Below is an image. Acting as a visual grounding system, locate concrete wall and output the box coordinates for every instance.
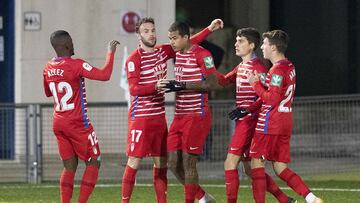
[15,0,175,103]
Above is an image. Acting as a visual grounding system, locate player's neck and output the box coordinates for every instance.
[140,44,155,52]
[181,42,192,53]
[270,53,286,64]
[241,52,255,64]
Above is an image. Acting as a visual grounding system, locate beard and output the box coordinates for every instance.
[141,36,156,48]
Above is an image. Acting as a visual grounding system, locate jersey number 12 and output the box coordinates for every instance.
[49,82,75,112]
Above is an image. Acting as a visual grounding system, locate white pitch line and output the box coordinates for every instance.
[1,184,360,192]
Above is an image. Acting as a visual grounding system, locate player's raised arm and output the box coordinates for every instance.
[190,18,224,45]
[79,40,120,81]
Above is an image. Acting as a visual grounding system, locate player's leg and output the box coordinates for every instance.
[69,127,101,203]
[78,158,100,203]
[122,156,142,203]
[183,152,200,203]
[151,118,169,203]
[153,156,168,203]
[273,162,322,203]
[54,130,77,203]
[249,132,269,203]
[224,153,241,203]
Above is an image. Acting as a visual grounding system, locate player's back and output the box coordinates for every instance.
[43,57,91,127]
[255,59,296,135]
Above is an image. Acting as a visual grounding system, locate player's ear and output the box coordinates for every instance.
[249,42,255,50]
[184,34,189,40]
[136,33,141,41]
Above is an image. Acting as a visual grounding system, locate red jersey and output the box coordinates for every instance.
[174,44,216,115]
[218,57,268,120]
[43,52,115,128]
[251,59,296,135]
[126,28,211,119]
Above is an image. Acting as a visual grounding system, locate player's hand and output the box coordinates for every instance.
[208,19,224,32]
[156,79,168,94]
[248,70,260,85]
[228,107,249,120]
[159,79,186,93]
[108,40,120,53]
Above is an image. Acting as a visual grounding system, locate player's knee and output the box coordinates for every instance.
[273,163,287,176]
[63,156,78,171]
[224,158,237,170]
[86,158,101,168]
[167,158,178,172]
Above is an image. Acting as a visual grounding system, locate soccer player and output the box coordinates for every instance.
[122,18,223,203]
[158,21,223,203]
[248,30,324,203]
[217,27,296,203]
[43,30,119,203]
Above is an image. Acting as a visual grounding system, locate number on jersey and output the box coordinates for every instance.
[49,82,75,112]
[278,84,295,112]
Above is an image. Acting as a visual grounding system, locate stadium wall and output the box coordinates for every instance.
[14,0,175,103]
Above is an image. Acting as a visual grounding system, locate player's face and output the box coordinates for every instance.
[261,38,272,59]
[234,36,253,57]
[168,31,189,52]
[138,22,157,48]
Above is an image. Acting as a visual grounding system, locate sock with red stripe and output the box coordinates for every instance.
[153,167,167,203]
[225,169,239,203]
[184,184,198,203]
[121,165,137,203]
[251,167,266,203]
[265,173,289,203]
[279,168,311,198]
[78,165,99,203]
[60,169,75,203]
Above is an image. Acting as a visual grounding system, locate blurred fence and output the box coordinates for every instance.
[1,94,360,183]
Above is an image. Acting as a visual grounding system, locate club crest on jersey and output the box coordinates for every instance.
[204,56,214,69]
[128,61,135,72]
[270,74,283,87]
[82,62,93,71]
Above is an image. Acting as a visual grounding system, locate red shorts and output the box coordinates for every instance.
[249,132,291,163]
[127,116,167,157]
[53,120,100,161]
[227,118,257,161]
[167,111,212,155]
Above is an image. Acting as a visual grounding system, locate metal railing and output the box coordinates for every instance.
[1,94,360,183]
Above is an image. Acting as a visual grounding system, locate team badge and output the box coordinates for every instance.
[204,56,214,69]
[128,61,135,72]
[270,74,283,87]
[82,62,93,71]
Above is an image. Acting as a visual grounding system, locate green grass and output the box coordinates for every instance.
[1,179,360,203]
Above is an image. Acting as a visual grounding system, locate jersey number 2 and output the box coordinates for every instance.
[278,84,295,112]
[49,82,75,112]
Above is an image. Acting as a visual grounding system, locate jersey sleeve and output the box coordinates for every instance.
[197,49,216,76]
[251,66,284,106]
[158,44,176,60]
[76,52,115,81]
[43,69,52,97]
[190,27,211,45]
[247,97,263,113]
[126,54,158,96]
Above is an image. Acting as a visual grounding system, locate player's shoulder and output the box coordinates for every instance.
[194,44,211,56]
[249,58,267,72]
[127,50,141,63]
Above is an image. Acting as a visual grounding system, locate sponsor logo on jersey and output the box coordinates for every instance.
[270,74,283,87]
[82,62,93,71]
[128,61,135,72]
[204,56,214,69]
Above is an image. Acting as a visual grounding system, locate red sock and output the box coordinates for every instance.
[196,185,205,200]
[60,169,75,203]
[251,168,266,203]
[279,168,310,198]
[153,167,167,203]
[265,173,288,203]
[225,169,239,203]
[184,184,198,203]
[121,165,137,203]
[78,165,99,203]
